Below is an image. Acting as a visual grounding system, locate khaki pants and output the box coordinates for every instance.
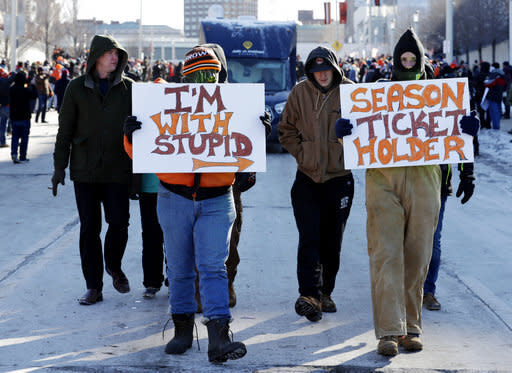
[366,166,441,338]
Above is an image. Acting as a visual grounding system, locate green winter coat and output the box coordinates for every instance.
[53,34,133,184]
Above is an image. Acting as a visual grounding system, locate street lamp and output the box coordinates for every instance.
[390,18,396,54]
[413,10,419,36]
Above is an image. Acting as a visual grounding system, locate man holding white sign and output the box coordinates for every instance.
[336,29,479,356]
[124,44,271,363]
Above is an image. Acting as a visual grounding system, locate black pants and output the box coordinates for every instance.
[226,185,242,285]
[291,171,354,300]
[139,192,164,288]
[74,182,130,291]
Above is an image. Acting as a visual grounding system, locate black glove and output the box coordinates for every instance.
[460,111,480,137]
[259,112,272,138]
[51,168,65,196]
[234,172,256,192]
[335,118,353,138]
[456,163,475,204]
[124,115,142,144]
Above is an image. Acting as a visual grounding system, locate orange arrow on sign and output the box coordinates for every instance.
[192,157,254,172]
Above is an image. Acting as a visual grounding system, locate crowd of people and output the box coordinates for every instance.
[298,52,512,138]
[0,29,503,363]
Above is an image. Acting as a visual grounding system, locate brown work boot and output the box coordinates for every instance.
[377,336,399,356]
[321,294,337,313]
[399,334,423,352]
[423,293,441,311]
[295,295,322,322]
[228,282,237,308]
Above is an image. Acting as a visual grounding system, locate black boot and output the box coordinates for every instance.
[164,313,194,354]
[206,318,246,363]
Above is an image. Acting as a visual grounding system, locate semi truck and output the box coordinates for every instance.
[199,18,297,147]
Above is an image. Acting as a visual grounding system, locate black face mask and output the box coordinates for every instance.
[393,70,422,81]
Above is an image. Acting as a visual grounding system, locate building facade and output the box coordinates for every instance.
[184,0,257,38]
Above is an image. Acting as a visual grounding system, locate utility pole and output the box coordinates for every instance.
[138,0,143,59]
[445,0,453,62]
[10,0,17,71]
[368,0,372,57]
[509,0,512,63]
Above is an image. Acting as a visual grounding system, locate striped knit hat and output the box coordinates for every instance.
[183,46,221,76]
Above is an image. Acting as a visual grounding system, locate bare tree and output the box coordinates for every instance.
[61,0,93,57]
[453,0,508,62]
[26,0,62,61]
[1,0,11,63]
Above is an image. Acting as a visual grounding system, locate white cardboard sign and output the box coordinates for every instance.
[339,78,474,169]
[132,83,266,173]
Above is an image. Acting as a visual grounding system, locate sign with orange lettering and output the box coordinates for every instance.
[339,78,474,169]
[132,83,266,173]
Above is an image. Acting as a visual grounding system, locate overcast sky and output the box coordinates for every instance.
[76,0,326,30]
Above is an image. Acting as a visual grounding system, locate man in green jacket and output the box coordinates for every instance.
[51,35,133,305]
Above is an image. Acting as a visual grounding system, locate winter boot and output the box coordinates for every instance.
[377,336,399,356]
[321,294,337,313]
[206,318,247,363]
[295,295,322,322]
[399,334,423,352]
[164,313,194,354]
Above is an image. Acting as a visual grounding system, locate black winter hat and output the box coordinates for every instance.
[393,28,425,74]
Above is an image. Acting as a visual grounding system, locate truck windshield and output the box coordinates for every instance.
[227,58,286,91]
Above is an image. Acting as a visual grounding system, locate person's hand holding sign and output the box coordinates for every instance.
[259,112,272,138]
[124,115,142,144]
[459,111,480,137]
[335,118,353,144]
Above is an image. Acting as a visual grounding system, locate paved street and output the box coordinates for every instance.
[0,110,511,372]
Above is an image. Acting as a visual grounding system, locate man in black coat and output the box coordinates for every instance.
[9,71,38,163]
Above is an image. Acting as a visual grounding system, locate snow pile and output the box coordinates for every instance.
[477,128,512,171]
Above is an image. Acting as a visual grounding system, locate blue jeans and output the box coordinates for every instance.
[424,195,447,295]
[0,105,8,145]
[36,94,48,122]
[11,120,30,160]
[487,100,501,130]
[157,185,235,319]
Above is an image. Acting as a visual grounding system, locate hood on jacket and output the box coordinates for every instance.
[305,46,343,91]
[14,71,27,86]
[86,34,128,84]
[194,43,228,83]
[480,62,491,74]
[392,28,426,80]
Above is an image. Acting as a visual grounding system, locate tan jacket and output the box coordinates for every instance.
[279,78,352,183]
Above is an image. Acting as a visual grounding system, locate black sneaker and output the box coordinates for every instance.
[19,158,30,163]
[12,156,20,164]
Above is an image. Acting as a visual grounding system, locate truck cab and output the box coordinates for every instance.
[200,18,297,146]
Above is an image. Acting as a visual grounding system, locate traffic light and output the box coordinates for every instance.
[375,0,380,6]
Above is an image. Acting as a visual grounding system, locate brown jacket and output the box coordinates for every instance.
[279,76,353,183]
[35,73,52,96]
